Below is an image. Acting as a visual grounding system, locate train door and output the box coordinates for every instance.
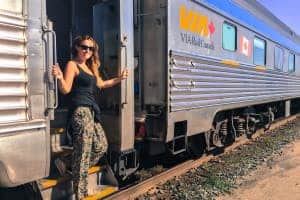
[93,0,136,177]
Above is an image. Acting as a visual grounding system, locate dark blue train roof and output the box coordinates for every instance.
[198,0,300,53]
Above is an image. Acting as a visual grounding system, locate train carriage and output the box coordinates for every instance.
[165,0,300,152]
[0,0,299,199]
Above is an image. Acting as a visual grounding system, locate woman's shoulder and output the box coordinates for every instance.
[66,60,78,71]
[66,60,78,67]
[65,60,79,74]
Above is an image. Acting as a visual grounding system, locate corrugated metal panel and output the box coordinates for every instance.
[0,15,27,123]
[170,51,300,112]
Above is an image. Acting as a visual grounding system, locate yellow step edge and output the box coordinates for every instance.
[83,187,118,200]
[39,179,58,189]
[220,60,240,67]
[40,166,104,190]
[88,166,103,174]
[39,175,71,190]
[255,65,267,71]
[50,128,65,134]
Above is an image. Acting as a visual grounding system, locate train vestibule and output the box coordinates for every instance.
[47,0,137,180]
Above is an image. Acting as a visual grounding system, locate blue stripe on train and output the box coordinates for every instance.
[196,0,300,53]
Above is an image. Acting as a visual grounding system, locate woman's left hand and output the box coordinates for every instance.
[120,68,129,80]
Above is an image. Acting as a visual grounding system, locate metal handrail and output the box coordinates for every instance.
[43,21,58,111]
[121,37,128,107]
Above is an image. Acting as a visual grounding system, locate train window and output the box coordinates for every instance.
[253,37,266,66]
[288,53,295,72]
[222,22,237,51]
[0,0,22,13]
[274,46,284,70]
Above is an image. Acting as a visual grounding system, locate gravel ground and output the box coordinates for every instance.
[137,118,300,200]
[218,138,300,200]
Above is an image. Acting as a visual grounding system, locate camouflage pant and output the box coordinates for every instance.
[70,107,108,199]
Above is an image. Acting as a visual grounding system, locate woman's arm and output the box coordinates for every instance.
[95,68,128,89]
[52,61,77,94]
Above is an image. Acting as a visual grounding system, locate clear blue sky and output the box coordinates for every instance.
[257,0,300,35]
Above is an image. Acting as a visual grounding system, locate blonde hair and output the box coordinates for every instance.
[72,35,101,77]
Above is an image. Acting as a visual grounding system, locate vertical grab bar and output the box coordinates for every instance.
[121,37,128,107]
[44,21,58,111]
[50,30,58,109]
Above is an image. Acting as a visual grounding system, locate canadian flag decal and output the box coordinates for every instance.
[240,36,251,56]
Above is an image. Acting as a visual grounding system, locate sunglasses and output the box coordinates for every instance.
[79,44,95,51]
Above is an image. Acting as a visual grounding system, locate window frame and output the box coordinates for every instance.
[253,36,267,66]
[288,52,296,73]
[222,21,237,52]
[274,45,284,71]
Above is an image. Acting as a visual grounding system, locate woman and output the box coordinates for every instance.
[52,35,128,199]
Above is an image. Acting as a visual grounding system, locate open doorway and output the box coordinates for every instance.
[46,0,136,177]
[46,0,122,126]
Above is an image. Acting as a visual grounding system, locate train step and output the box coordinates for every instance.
[38,165,118,200]
[52,146,73,157]
[50,128,65,135]
[51,128,71,154]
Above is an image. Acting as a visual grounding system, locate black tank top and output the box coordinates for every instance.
[70,66,101,122]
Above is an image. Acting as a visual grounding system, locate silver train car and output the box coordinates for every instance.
[0,0,299,198]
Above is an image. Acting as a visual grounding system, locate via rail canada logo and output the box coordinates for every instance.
[179,5,215,50]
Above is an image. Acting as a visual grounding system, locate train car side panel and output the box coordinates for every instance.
[166,0,300,142]
[0,0,50,187]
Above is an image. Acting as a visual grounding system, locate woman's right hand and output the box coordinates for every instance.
[52,64,63,80]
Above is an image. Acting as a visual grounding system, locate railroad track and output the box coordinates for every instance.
[106,114,298,200]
